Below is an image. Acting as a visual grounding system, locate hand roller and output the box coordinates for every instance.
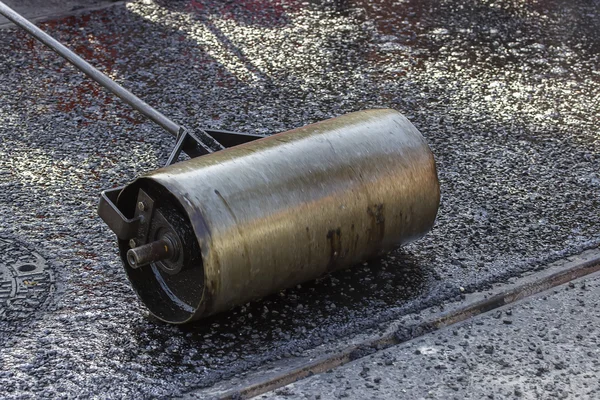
[0,1,440,324]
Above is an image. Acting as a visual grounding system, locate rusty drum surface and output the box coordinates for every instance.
[115,109,440,323]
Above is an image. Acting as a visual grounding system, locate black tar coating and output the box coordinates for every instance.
[0,0,599,397]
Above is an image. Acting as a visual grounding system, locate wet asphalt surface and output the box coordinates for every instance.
[0,0,599,398]
[0,0,121,28]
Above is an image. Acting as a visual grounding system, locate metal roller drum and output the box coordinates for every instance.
[0,2,440,324]
[112,109,440,323]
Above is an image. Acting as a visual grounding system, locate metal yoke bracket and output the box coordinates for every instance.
[126,189,185,274]
[98,187,140,240]
[166,127,266,166]
[99,128,266,241]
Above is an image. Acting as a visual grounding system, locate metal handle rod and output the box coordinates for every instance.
[0,1,183,137]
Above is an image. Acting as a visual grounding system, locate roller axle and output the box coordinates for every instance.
[127,235,179,269]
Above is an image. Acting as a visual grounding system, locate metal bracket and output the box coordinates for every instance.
[204,129,266,148]
[132,189,156,245]
[99,129,267,239]
[166,128,266,166]
[128,192,186,274]
[98,187,141,240]
[165,128,212,166]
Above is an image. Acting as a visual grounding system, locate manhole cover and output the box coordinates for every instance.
[0,238,54,334]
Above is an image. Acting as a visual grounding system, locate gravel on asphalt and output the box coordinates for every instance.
[0,0,599,397]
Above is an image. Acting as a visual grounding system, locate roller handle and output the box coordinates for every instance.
[0,1,267,163]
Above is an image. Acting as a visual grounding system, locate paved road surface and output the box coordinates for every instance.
[1,0,599,398]
[0,0,121,27]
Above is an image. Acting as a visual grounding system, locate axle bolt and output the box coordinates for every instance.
[126,234,179,269]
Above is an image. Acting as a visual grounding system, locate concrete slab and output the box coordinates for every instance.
[259,271,600,399]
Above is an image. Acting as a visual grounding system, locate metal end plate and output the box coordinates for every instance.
[0,238,55,336]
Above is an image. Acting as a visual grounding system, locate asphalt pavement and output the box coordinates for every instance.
[0,0,123,27]
[0,0,599,398]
